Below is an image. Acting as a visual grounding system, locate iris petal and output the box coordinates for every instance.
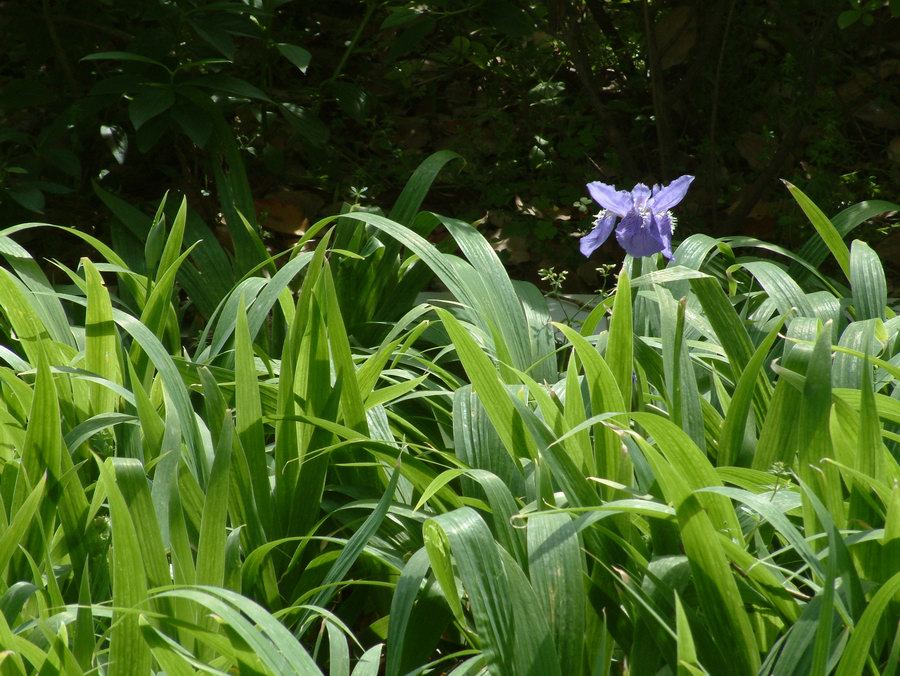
[631,183,651,211]
[655,211,673,238]
[579,210,618,257]
[586,181,632,216]
[648,175,694,212]
[616,210,665,257]
[653,212,674,258]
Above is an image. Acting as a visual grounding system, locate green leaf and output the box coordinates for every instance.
[190,74,272,102]
[675,593,707,675]
[107,303,205,477]
[424,508,517,674]
[439,308,534,462]
[199,250,312,360]
[191,21,236,59]
[277,43,312,73]
[835,571,900,675]
[796,322,845,527]
[298,465,401,633]
[143,193,168,274]
[156,196,188,284]
[607,266,633,407]
[655,288,705,451]
[325,619,351,676]
[698,486,823,580]
[153,586,322,674]
[129,87,175,130]
[441,216,535,373]
[131,243,197,381]
[171,101,213,147]
[385,548,431,676]
[351,644,383,676]
[636,435,759,673]
[527,512,584,675]
[838,9,862,28]
[0,233,74,348]
[112,458,172,591]
[832,319,885,389]
[5,186,44,213]
[855,354,886,484]
[100,458,152,675]
[741,261,814,318]
[83,259,121,416]
[329,80,369,123]
[500,546,564,676]
[554,323,627,487]
[633,414,742,541]
[281,102,330,145]
[389,150,463,228]
[783,181,851,280]
[0,475,45,577]
[691,277,769,418]
[719,316,785,466]
[850,239,887,320]
[319,264,367,432]
[196,411,233,588]
[81,51,169,70]
[234,295,271,530]
[21,350,62,485]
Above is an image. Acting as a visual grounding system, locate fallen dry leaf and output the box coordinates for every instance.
[255,190,325,236]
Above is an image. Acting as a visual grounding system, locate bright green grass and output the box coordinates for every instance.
[0,160,898,675]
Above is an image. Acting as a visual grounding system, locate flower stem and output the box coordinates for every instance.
[630,256,642,282]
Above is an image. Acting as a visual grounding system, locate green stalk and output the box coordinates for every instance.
[330,0,376,82]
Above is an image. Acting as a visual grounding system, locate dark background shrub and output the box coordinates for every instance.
[1,0,897,289]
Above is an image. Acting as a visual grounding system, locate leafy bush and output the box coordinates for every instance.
[0,161,898,673]
[3,1,899,289]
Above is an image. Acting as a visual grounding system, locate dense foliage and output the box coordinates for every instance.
[1,0,899,672]
[0,153,898,673]
[1,1,898,287]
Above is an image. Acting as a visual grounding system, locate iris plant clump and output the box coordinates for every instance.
[579,175,694,259]
[1,152,897,674]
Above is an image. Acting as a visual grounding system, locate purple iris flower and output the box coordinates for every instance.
[579,175,694,259]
